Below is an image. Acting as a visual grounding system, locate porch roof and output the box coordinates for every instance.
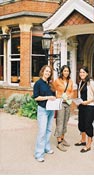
[43,0,94,32]
[60,0,94,7]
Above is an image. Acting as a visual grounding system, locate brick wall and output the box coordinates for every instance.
[0,87,33,99]
[20,31,31,87]
[0,0,59,16]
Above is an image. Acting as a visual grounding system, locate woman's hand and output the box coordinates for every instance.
[47,96,56,100]
[81,101,88,105]
[81,100,93,105]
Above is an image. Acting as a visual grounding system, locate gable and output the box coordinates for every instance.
[60,10,91,27]
[62,0,94,7]
[84,0,94,7]
[43,0,94,31]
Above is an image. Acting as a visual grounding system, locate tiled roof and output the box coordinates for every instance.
[83,0,94,6]
[61,10,91,26]
[60,0,94,6]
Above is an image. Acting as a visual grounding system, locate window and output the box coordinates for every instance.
[10,27,20,83]
[31,36,47,81]
[0,39,4,81]
[92,54,94,79]
[67,51,72,69]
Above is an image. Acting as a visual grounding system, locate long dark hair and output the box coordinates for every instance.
[59,65,71,80]
[79,66,90,82]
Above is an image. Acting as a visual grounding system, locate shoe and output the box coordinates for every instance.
[36,158,45,162]
[80,147,91,153]
[62,139,70,147]
[46,149,54,154]
[75,142,86,146]
[57,143,67,152]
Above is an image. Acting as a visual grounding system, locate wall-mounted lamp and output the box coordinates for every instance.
[42,32,52,50]
[42,32,61,75]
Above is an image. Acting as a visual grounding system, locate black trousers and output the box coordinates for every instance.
[78,105,94,137]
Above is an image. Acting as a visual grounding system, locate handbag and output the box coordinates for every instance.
[62,93,72,105]
[62,80,72,105]
[46,98,62,110]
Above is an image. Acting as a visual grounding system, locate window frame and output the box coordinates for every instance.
[8,28,20,85]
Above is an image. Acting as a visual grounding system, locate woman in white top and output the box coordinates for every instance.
[75,66,94,152]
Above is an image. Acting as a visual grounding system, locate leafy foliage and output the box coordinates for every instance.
[0,97,6,108]
[18,97,38,119]
[4,93,38,119]
[4,93,25,114]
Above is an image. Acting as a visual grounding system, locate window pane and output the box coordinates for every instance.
[32,36,44,54]
[0,56,3,81]
[10,32,20,83]
[0,39,3,55]
[32,36,47,79]
[0,39,4,81]
[11,61,20,83]
[11,36,20,58]
[92,54,94,79]
[32,55,46,77]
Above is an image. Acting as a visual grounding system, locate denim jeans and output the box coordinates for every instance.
[34,106,54,159]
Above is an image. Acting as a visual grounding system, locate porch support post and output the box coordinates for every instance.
[60,39,67,67]
[53,40,61,79]
[71,38,78,85]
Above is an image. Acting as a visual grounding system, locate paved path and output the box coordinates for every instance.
[0,111,94,175]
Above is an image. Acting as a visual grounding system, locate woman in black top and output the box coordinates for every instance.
[75,66,94,152]
[33,65,56,162]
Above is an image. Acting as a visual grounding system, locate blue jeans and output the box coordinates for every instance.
[34,106,54,159]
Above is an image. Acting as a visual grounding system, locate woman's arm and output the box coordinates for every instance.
[81,99,93,105]
[35,96,56,101]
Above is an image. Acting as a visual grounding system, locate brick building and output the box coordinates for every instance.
[0,0,94,101]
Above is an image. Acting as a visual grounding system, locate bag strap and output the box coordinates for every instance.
[79,80,94,96]
[79,81,86,92]
[64,80,69,92]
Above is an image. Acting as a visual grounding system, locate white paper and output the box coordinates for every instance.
[72,98,83,106]
[46,98,63,110]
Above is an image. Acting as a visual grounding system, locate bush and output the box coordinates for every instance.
[0,97,6,108]
[4,93,38,119]
[4,93,25,114]
[18,97,38,119]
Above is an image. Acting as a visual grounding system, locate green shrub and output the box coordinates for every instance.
[0,97,6,108]
[4,93,25,114]
[4,93,38,119]
[18,97,38,119]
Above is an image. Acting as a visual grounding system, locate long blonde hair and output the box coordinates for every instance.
[39,65,53,83]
